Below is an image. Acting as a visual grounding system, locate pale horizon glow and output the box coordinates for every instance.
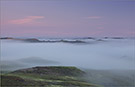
[8,16,45,24]
[1,0,135,37]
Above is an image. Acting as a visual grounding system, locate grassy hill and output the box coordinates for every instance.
[0,66,100,87]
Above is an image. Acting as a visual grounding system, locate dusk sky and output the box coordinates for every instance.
[1,0,135,37]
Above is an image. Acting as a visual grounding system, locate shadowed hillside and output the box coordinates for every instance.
[12,66,85,76]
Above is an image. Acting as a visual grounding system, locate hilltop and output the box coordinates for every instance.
[12,66,85,76]
[1,66,100,87]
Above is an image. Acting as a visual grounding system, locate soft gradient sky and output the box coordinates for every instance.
[1,0,135,37]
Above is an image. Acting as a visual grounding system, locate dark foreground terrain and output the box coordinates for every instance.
[0,66,100,87]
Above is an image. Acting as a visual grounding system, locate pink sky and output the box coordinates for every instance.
[1,0,135,37]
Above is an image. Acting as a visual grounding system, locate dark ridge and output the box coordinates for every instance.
[111,37,124,39]
[104,37,109,39]
[96,39,105,41]
[12,66,85,76]
[12,38,42,43]
[0,37,13,39]
[23,38,41,42]
[60,40,86,43]
[0,37,87,43]
[85,37,95,39]
[42,40,87,43]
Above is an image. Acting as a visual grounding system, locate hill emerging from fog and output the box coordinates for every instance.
[18,57,59,65]
[1,57,60,72]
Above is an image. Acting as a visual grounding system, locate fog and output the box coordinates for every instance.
[1,38,134,70]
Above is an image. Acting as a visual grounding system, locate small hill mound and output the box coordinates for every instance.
[1,60,26,72]
[18,57,59,64]
[23,38,41,42]
[12,66,85,76]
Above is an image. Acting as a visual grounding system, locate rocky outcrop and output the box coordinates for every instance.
[12,66,85,76]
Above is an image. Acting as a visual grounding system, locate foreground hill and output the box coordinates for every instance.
[1,66,100,87]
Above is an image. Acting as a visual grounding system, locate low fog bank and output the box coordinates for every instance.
[1,38,134,70]
[1,36,135,44]
[82,69,135,87]
[1,37,134,87]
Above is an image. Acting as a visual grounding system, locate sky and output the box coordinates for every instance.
[1,0,135,37]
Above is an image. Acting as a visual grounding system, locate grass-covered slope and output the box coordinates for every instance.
[1,66,100,87]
